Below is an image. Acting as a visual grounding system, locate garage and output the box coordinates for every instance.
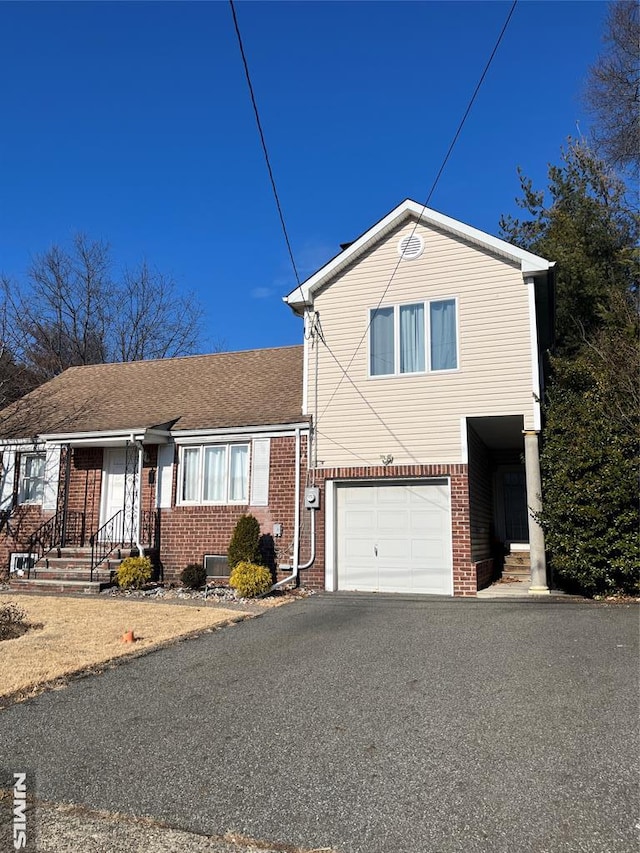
[335,480,453,595]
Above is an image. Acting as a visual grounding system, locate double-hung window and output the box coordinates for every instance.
[19,452,46,504]
[180,444,249,505]
[370,298,457,376]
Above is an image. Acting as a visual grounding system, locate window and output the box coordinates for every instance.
[19,452,45,504]
[180,444,249,504]
[370,298,457,376]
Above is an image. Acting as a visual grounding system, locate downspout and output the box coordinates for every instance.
[134,439,145,557]
[270,426,316,591]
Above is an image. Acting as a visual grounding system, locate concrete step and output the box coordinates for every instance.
[477,579,532,598]
[9,578,106,595]
[504,553,531,568]
[36,556,121,572]
[502,566,531,578]
[27,567,113,582]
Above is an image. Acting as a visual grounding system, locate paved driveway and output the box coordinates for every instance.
[1,595,638,852]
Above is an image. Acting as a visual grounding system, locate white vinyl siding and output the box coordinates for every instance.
[179,443,249,505]
[311,219,536,467]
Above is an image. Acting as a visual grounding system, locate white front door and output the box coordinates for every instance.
[336,480,453,595]
[100,448,138,542]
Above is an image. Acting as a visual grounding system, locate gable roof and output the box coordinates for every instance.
[284,199,554,312]
[0,346,305,440]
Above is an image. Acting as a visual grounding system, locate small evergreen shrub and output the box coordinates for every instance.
[0,602,28,641]
[181,562,207,590]
[228,514,262,570]
[229,561,272,598]
[116,556,152,589]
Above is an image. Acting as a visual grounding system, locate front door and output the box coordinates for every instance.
[501,468,529,544]
[100,448,138,543]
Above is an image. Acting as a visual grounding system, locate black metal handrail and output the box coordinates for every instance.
[141,510,159,549]
[89,509,159,581]
[26,509,86,578]
[90,510,124,581]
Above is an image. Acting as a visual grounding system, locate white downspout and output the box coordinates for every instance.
[270,425,317,591]
[134,439,145,557]
[271,426,301,591]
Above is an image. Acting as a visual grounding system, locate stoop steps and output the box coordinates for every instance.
[8,546,121,595]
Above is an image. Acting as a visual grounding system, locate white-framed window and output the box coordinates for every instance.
[369,298,458,376]
[18,452,46,504]
[179,443,249,505]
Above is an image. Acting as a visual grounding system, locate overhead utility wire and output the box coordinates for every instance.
[229,0,301,289]
[317,0,518,422]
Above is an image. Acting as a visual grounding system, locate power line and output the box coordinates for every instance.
[317,0,518,423]
[229,0,301,288]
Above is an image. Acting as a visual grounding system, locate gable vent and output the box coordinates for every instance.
[398,233,424,260]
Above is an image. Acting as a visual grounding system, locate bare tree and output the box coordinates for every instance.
[585,1,640,176]
[114,261,203,362]
[2,234,208,388]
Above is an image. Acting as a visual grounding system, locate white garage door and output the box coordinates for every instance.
[336,480,452,595]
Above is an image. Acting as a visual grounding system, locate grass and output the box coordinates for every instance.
[0,594,251,706]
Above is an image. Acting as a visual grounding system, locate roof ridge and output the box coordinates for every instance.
[52,344,304,372]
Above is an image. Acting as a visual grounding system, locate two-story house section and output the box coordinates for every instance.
[285,199,555,597]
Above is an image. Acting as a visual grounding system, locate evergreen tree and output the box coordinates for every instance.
[501,141,639,596]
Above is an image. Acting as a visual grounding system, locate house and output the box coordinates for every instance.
[0,199,554,596]
[0,347,310,590]
[284,199,554,596]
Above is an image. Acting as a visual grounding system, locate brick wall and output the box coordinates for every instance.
[299,464,476,596]
[0,444,161,577]
[66,447,103,536]
[157,435,309,584]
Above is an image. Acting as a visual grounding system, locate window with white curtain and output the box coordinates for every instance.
[369,298,457,376]
[180,443,249,504]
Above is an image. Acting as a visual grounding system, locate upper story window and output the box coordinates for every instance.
[370,298,458,377]
[19,452,46,504]
[180,443,249,505]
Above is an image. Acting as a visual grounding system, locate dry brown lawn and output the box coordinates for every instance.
[0,594,251,705]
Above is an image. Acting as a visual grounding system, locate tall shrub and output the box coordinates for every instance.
[228,514,262,570]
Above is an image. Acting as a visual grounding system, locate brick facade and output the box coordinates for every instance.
[298,463,477,596]
[157,434,309,584]
[1,439,483,596]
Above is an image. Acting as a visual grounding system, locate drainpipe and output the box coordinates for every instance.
[270,426,316,591]
[134,439,145,558]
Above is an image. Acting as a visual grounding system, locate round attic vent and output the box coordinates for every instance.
[397,233,424,260]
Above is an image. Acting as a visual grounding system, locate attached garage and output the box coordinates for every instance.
[334,479,453,595]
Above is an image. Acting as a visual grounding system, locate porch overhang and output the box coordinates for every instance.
[38,426,172,448]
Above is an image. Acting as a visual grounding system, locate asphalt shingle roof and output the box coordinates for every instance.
[0,346,305,438]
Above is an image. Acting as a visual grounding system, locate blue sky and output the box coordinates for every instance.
[1,1,607,354]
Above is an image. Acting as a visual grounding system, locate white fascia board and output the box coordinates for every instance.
[0,438,40,452]
[284,199,554,308]
[172,422,310,445]
[39,427,172,447]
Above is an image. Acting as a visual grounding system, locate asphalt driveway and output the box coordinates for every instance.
[1,594,638,853]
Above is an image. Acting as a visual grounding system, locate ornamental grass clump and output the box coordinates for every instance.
[229,561,272,598]
[180,562,207,590]
[116,556,152,589]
